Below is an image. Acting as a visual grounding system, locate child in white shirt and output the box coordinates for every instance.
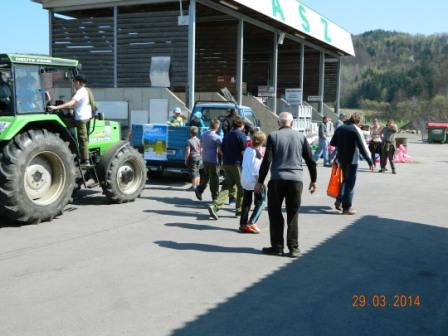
[240,131,266,234]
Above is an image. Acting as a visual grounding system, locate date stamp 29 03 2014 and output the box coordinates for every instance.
[352,294,421,308]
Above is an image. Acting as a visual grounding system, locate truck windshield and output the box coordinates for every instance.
[0,68,13,116]
[240,107,256,128]
[195,107,232,124]
[15,65,45,114]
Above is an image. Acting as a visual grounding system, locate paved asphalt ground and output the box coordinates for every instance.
[0,136,447,336]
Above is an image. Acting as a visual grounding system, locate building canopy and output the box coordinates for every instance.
[33,0,354,56]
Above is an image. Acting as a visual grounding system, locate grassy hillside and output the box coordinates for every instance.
[341,30,448,128]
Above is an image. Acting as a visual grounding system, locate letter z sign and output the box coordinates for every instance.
[232,0,355,56]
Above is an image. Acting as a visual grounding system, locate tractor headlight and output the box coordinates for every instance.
[0,122,11,133]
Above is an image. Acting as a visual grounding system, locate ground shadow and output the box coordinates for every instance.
[144,209,210,221]
[154,240,259,255]
[148,186,192,192]
[165,222,237,233]
[0,213,21,228]
[300,205,334,214]
[71,189,110,206]
[141,196,199,207]
[170,216,448,336]
[71,196,110,206]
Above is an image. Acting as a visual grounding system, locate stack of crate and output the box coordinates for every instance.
[293,105,313,135]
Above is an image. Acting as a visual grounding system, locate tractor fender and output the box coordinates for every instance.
[17,119,80,155]
[96,141,130,182]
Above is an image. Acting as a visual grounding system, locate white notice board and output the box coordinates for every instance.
[97,101,129,120]
[285,88,303,105]
[131,110,149,125]
[149,99,169,124]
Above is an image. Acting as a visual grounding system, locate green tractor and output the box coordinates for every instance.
[0,54,147,223]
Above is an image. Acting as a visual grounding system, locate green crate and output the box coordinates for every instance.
[428,128,447,143]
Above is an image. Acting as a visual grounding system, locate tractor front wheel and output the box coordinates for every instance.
[0,129,76,223]
[102,145,147,203]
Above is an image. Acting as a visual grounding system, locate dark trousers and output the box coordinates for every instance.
[369,141,382,166]
[336,164,358,211]
[267,180,303,250]
[211,165,243,214]
[64,118,90,162]
[240,188,266,226]
[197,162,220,200]
[380,142,396,172]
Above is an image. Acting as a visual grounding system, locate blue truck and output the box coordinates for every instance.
[132,101,260,175]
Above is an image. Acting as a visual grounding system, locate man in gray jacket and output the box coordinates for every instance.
[313,116,333,167]
[255,112,317,258]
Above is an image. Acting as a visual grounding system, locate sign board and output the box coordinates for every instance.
[258,85,275,97]
[143,124,168,161]
[232,0,355,56]
[285,88,303,105]
[307,96,322,102]
[150,56,171,87]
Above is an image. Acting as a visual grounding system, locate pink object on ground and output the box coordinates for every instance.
[394,144,412,163]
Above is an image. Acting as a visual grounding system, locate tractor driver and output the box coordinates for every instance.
[0,71,12,114]
[48,74,93,165]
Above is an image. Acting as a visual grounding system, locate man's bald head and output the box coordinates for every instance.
[278,112,293,128]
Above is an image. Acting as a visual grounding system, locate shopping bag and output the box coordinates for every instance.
[327,162,343,198]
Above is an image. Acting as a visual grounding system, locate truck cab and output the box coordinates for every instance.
[190,101,260,132]
[134,101,261,175]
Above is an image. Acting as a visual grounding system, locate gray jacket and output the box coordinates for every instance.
[258,127,317,183]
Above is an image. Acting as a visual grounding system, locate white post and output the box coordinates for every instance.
[300,43,304,100]
[272,32,278,114]
[318,51,325,114]
[113,6,118,88]
[236,19,244,106]
[48,10,53,56]
[187,0,196,110]
[335,57,341,114]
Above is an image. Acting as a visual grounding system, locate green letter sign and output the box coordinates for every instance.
[272,0,285,21]
[298,4,310,32]
[321,17,332,43]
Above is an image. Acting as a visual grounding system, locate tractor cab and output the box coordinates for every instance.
[0,54,79,117]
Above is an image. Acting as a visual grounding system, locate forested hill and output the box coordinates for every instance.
[341,30,448,127]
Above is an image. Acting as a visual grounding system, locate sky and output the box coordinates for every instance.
[2,0,448,55]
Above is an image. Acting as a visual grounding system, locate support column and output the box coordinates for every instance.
[236,19,244,106]
[272,32,278,114]
[113,6,118,88]
[318,51,325,114]
[187,0,196,111]
[299,43,304,102]
[335,57,342,114]
[48,10,53,56]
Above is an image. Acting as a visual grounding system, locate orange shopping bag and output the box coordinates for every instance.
[327,162,343,198]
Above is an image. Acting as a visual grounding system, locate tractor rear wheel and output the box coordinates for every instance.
[102,145,146,203]
[0,129,76,223]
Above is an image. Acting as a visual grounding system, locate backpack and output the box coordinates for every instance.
[85,87,98,113]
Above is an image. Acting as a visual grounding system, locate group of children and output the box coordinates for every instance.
[184,119,266,234]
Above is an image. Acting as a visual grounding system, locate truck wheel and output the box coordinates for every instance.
[102,145,147,203]
[0,129,75,223]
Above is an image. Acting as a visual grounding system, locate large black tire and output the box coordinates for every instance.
[0,129,76,223]
[102,145,147,203]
